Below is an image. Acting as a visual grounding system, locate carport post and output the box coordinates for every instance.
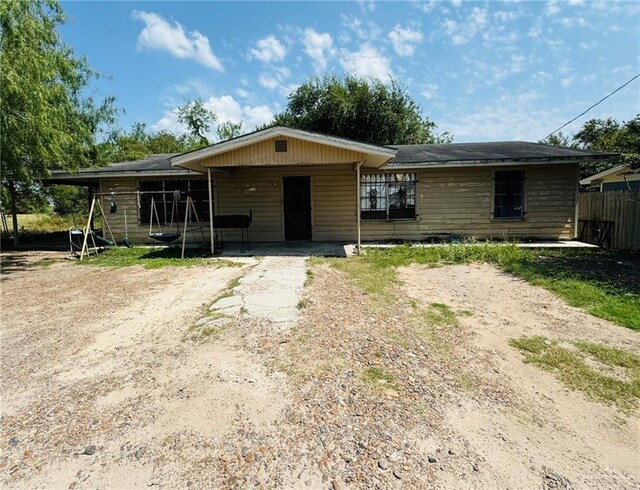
[207,167,215,255]
[356,161,362,255]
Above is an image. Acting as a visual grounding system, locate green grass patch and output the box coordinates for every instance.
[318,256,398,302]
[510,335,640,411]
[362,366,395,385]
[361,244,640,331]
[297,298,311,309]
[80,247,242,269]
[422,302,458,326]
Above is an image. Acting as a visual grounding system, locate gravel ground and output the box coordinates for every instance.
[1,252,638,489]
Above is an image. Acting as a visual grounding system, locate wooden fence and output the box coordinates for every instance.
[577,190,640,250]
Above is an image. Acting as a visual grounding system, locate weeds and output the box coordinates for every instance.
[510,335,640,410]
[297,298,311,309]
[361,244,639,331]
[362,366,395,385]
[81,247,243,269]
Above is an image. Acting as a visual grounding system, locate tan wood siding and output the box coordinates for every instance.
[215,165,358,241]
[96,163,577,244]
[99,177,208,244]
[201,136,366,167]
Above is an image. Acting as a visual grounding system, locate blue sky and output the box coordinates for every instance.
[60,0,640,143]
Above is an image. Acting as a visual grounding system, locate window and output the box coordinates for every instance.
[360,173,416,220]
[493,170,525,219]
[138,179,211,225]
[275,139,288,152]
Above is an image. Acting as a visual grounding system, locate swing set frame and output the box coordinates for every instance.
[78,190,208,260]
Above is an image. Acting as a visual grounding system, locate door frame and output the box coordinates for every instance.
[280,174,314,241]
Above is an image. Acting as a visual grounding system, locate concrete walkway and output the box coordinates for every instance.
[209,256,307,329]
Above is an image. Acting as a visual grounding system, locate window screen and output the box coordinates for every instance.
[493,170,525,219]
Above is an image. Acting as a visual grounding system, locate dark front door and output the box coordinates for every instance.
[283,176,312,241]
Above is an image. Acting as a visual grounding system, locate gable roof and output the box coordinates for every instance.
[386,141,618,168]
[170,126,397,170]
[579,164,633,185]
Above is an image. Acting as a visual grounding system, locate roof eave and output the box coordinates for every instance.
[170,126,396,168]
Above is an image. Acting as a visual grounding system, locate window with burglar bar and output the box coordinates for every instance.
[360,173,416,220]
[493,170,525,219]
[138,179,210,225]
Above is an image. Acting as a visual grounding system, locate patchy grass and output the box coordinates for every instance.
[422,302,458,326]
[409,302,462,350]
[13,213,94,234]
[81,247,242,269]
[314,256,398,302]
[362,366,395,385]
[510,335,640,411]
[362,244,640,331]
[297,298,311,309]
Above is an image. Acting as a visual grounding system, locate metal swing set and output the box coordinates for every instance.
[76,190,207,260]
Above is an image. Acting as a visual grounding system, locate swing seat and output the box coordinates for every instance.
[149,232,181,243]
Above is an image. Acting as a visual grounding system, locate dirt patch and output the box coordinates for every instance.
[0,254,297,489]
[398,262,640,489]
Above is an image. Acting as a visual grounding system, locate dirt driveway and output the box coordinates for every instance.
[1,252,638,489]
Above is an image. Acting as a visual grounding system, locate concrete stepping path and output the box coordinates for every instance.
[209,256,307,328]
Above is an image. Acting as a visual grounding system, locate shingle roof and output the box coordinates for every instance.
[386,141,617,167]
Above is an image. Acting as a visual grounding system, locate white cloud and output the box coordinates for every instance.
[341,14,382,41]
[451,0,462,7]
[388,25,424,56]
[339,44,393,82]
[235,88,251,99]
[249,35,287,63]
[545,0,561,16]
[420,83,439,99]
[258,66,293,95]
[152,94,274,137]
[357,0,376,13]
[561,77,574,87]
[302,28,335,71]
[132,11,223,71]
[442,7,487,45]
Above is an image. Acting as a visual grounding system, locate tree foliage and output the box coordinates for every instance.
[0,0,116,184]
[176,99,217,146]
[217,120,243,141]
[268,75,451,146]
[541,115,639,179]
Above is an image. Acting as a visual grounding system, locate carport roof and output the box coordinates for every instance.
[386,141,618,168]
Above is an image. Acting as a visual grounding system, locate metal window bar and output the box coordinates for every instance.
[360,173,416,220]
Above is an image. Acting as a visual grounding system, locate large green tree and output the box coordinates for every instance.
[542,115,640,179]
[0,0,116,243]
[268,75,451,146]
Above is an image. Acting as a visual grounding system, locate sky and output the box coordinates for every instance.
[60,0,640,143]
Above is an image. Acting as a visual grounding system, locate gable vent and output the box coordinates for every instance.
[274,139,288,153]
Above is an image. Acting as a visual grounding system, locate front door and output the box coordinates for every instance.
[283,176,312,240]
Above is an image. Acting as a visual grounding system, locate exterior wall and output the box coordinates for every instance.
[215,164,357,241]
[361,163,577,240]
[599,169,640,191]
[201,136,366,167]
[96,162,578,244]
[99,176,208,245]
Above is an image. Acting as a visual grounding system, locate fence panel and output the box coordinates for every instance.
[578,190,640,250]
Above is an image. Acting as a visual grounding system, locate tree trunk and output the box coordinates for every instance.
[8,180,19,247]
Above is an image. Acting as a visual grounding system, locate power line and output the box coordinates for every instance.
[541,72,640,141]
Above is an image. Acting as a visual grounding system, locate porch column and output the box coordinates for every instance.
[207,167,215,255]
[356,162,362,254]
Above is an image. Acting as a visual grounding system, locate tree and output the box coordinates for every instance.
[98,123,191,163]
[176,99,217,147]
[267,75,451,146]
[542,115,639,179]
[217,120,243,141]
[0,0,116,243]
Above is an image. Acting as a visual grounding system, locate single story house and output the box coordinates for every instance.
[579,164,640,192]
[49,126,617,251]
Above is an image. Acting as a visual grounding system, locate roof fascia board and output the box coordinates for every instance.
[579,164,627,184]
[170,126,396,167]
[383,158,586,170]
[48,170,204,180]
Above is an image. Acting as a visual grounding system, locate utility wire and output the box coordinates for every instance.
[541,72,640,141]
